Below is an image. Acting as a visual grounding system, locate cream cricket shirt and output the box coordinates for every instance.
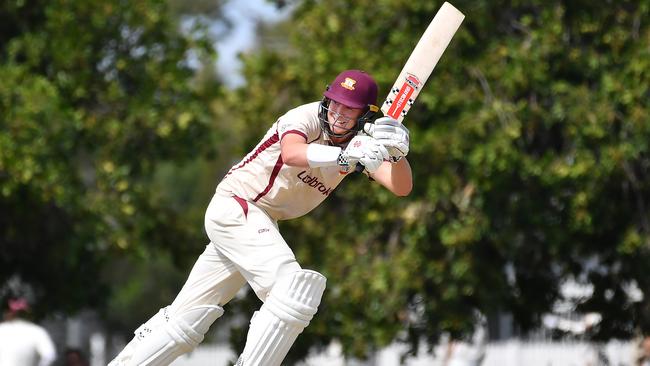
[216,102,348,221]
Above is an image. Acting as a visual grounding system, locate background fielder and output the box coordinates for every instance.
[0,298,57,366]
[109,69,412,366]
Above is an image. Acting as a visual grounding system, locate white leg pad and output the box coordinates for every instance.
[110,305,223,366]
[237,269,327,366]
[108,307,170,366]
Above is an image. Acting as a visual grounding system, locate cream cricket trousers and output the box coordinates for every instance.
[167,193,301,317]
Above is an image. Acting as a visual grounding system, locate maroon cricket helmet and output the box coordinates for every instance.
[323,70,378,108]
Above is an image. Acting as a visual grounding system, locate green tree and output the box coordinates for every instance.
[0,0,220,322]
[223,0,650,361]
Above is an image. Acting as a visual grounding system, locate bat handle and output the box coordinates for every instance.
[354,163,365,173]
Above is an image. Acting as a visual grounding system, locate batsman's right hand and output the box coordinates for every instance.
[339,135,389,174]
[364,117,410,162]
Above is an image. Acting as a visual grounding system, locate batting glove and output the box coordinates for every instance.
[339,135,389,174]
[363,117,410,162]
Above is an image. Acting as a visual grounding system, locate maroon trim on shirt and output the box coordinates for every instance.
[253,154,284,202]
[227,132,280,175]
[281,129,308,141]
[232,195,248,218]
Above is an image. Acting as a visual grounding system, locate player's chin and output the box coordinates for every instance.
[330,124,351,135]
[330,132,355,146]
[330,128,356,145]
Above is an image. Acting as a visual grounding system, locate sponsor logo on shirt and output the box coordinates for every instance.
[297,171,333,196]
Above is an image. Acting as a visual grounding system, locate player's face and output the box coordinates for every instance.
[327,100,363,137]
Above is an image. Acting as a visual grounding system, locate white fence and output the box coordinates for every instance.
[170,340,637,366]
[481,340,635,366]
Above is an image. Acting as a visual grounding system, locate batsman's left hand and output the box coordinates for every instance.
[343,135,390,174]
[364,117,410,162]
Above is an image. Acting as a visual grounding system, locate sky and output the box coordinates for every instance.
[213,0,293,88]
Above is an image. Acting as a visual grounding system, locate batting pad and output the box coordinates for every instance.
[237,269,326,366]
[108,307,170,366]
[117,304,223,366]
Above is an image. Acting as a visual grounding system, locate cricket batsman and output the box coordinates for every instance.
[109,69,412,366]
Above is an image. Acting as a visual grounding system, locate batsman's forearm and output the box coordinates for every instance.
[390,158,413,196]
[281,138,344,168]
[372,158,412,196]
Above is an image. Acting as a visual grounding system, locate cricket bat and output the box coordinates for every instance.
[381,2,465,122]
[355,2,464,173]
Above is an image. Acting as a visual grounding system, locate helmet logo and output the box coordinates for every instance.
[340,77,357,90]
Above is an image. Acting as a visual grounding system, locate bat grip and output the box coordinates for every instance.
[354,163,365,173]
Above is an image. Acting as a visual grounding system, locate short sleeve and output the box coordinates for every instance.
[276,103,321,143]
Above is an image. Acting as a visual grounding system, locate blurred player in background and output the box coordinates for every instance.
[0,297,57,366]
[63,348,90,366]
[109,69,412,366]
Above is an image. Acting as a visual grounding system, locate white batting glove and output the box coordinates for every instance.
[363,117,410,162]
[339,135,389,174]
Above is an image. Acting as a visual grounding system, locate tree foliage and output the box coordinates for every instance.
[2,0,650,363]
[0,0,220,319]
